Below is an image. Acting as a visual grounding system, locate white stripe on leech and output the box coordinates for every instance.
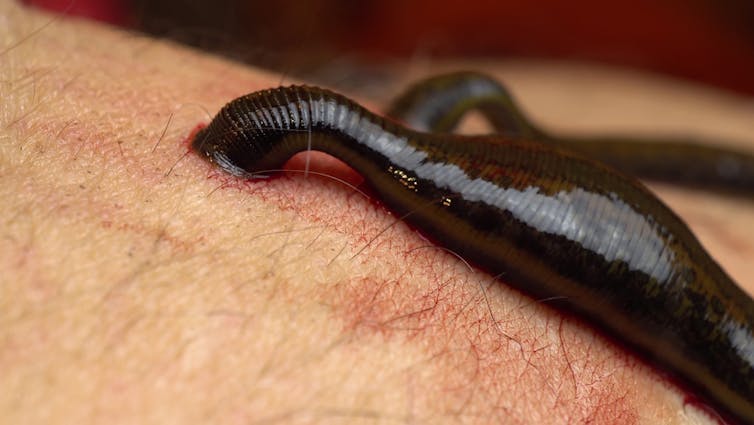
[287,102,300,128]
[286,97,675,282]
[325,99,337,125]
[269,106,283,129]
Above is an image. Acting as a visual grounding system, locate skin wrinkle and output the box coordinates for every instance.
[1,2,753,424]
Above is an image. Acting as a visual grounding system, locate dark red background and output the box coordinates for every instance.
[26,0,754,95]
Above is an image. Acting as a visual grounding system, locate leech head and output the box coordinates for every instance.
[192,127,250,177]
[191,86,358,179]
[191,127,215,161]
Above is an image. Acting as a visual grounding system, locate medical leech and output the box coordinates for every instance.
[192,83,754,424]
[388,71,754,197]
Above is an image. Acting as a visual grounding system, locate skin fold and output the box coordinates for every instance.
[2,1,754,423]
[192,85,754,424]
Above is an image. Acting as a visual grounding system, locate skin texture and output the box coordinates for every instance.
[1,2,754,424]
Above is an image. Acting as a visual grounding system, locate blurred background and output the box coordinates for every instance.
[24,0,754,96]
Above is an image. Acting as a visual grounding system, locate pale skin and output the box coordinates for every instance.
[2,2,754,424]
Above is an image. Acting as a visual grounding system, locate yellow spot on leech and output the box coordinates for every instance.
[388,165,418,191]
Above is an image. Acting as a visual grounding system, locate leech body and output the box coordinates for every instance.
[388,71,754,196]
[192,85,754,424]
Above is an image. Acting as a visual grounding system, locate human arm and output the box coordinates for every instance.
[2,2,753,424]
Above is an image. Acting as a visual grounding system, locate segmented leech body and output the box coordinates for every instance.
[192,85,754,424]
[388,71,754,196]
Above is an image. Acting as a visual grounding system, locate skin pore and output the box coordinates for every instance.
[1,2,753,424]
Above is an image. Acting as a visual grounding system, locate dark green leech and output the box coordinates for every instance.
[192,85,754,424]
[387,71,754,196]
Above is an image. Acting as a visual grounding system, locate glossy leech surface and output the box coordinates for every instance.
[387,71,754,197]
[192,85,754,424]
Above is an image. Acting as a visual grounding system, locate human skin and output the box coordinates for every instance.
[1,2,753,424]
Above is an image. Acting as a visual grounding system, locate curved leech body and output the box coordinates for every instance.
[388,71,754,196]
[192,85,754,424]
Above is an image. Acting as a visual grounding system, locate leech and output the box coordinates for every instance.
[192,84,754,424]
[388,71,754,197]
